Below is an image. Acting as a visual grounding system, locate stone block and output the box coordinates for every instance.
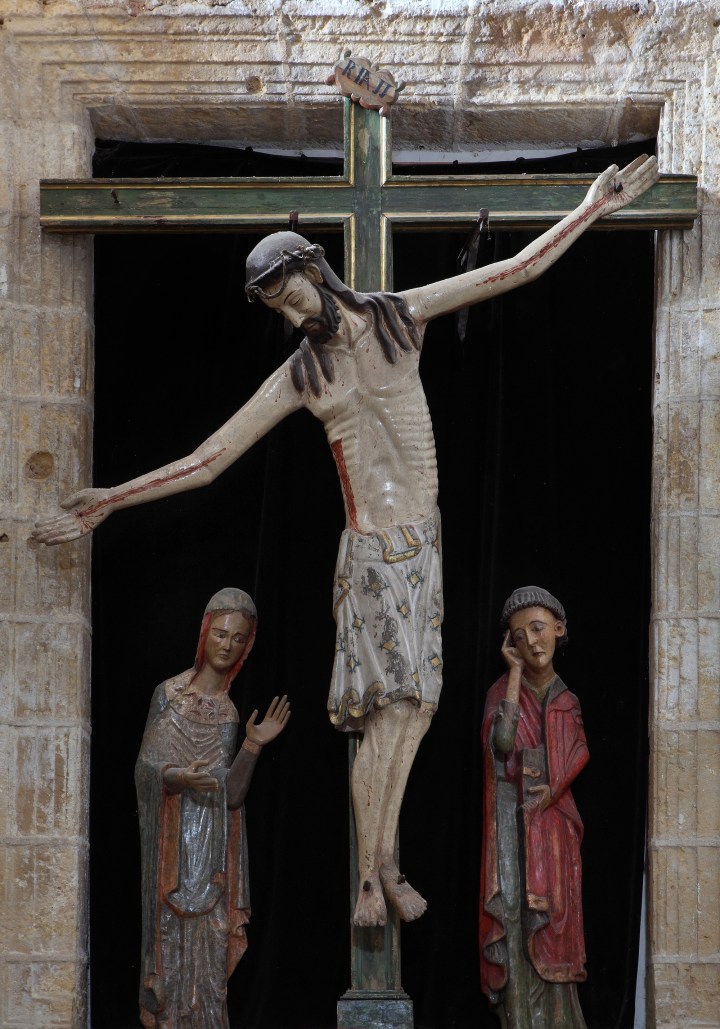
[0,842,83,957]
[699,400,720,511]
[0,717,10,840]
[651,961,720,1027]
[650,516,671,614]
[668,309,701,399]
[700,308,720,399]
[0,141,12,213]
[38,308,92,400]
[44,120,95,184]
[676,216,703,304]
[696,730,720,839]
[653,303,671,401]
[651,405,671,518]
[699,214,720,309]
[0,306,12,392]
[0,402,14,512]
[651,729,698,839]
[655,513,700,616]
[37,234,93,312]
[667,402,700,512]
[649,846,698,957]
[697,618,720,721]
[16,402,92,516]
[659,231,693,312]
[697,518,720,614]
[16,212,43,306]
[0,225,15,304]
[651,618,698,721]
[9,726,87,838]
[697,847,720,959]
[10,621,90,723]
[14,526,90,619]
[0,523,14,613]
[3,958,78,1026]
[7,305,41,398]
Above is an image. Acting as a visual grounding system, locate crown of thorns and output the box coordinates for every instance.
[245,244,326,302]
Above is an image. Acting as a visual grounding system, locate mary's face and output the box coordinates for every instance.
[204,611,251,674]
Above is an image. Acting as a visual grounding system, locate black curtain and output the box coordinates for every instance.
[90,143,652,1029]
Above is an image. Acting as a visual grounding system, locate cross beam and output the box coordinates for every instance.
[40,102,696,297]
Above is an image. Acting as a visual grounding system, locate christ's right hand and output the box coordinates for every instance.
[32,487,112,545]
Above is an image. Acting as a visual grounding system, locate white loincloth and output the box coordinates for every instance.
[328,508,443,731]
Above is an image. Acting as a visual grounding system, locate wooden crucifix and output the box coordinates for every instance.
[37,61,696,1029]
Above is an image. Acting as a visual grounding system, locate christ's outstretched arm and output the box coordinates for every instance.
[32,362,304,545]
[400,155,658,325]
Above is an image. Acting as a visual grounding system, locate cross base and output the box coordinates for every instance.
[337,989,414,1029]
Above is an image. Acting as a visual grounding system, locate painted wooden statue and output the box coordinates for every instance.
[480,586,589,1028]
[34,155,656,929]
[135,587,290,1029]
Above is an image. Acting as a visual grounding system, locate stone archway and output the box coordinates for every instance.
[1,7,717,1027]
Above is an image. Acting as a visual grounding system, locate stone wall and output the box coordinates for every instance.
[0,2,717,1026]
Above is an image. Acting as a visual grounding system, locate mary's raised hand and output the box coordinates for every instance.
[245,695,291,746]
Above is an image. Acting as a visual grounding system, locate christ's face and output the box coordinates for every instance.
[507,606,564,677]
[261,270,341,344]
[203,611,251,674]
[262,271,323,327]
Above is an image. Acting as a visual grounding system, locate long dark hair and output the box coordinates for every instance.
[245,230,421,398]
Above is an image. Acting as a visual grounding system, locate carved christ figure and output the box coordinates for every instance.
[34,155,658,927]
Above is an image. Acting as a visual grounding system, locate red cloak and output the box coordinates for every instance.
[479,673,589,1002]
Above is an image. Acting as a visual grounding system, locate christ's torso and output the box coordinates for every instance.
[304,322,438,534]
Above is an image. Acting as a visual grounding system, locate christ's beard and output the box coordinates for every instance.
[302,316,335,344]
[301,287,341,344]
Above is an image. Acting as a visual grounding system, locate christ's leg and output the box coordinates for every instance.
[351,704,404,926]
[378,706,432,921]
[351,701,431,926]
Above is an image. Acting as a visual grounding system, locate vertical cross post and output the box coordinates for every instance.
[343,99,393,293]
[336,102,414,1029]
[338,732,413,1029]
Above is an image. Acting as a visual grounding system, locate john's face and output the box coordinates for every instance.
[204,611,251,674]
[262,271,341,344]
[507,606,564,676]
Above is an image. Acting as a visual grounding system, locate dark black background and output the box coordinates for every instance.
[90,142,653,1028]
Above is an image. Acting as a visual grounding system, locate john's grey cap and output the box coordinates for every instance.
[500,585,565,629]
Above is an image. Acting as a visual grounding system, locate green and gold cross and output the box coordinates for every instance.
[40,102,695,295]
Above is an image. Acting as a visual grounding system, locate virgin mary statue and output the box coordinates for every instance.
[135,587,290,1029]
